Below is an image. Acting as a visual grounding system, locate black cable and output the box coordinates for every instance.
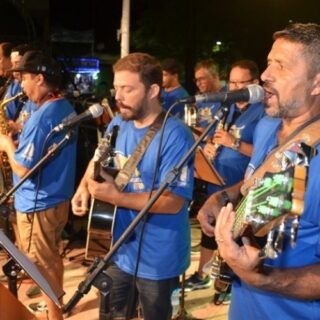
[125,105,177,319]
[22,126,75,299]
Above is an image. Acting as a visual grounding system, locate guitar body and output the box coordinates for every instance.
[85,199,116,260]
[85,166,119,260]
[84,129,119,260]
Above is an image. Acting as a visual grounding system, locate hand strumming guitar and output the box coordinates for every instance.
[214,203,263,285]
[72,160,94,216]
[87,170,121,206]
[197,192,222,237]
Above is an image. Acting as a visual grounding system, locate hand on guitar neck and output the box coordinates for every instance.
[211,166,306,288]
[216,203,262,267]
[197,181,243,237]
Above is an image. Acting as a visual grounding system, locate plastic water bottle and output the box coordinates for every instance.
[171,288,180,318]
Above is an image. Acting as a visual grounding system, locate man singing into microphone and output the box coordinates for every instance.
[0,50,77,320]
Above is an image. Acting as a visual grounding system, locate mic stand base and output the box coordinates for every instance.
[2,258,21,297]
[173,272,190,320]
[94,269,112,320]
[63,257,113,320]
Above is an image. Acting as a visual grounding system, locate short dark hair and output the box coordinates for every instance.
[194,59,219,77]
[0,42,15,57]
[273,23,320,77]
[10,50,64,90]
[230,60,259,80]
[161,58,180,75]
[11,44,35,57]
[113,52,162,89]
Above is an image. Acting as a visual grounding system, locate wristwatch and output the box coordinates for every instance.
[231,138,241,151]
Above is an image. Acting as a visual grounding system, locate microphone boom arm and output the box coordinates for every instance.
[0,130,76,206]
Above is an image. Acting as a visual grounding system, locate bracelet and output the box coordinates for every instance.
[221,190,230,206]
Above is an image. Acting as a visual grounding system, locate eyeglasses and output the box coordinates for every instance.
[228,79,253,86]
[193,76,208,83]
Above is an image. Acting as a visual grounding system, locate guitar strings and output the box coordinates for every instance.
[232,181,279,238]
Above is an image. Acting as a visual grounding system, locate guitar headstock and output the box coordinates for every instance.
[233,165,307,239]
[93,138,112,164]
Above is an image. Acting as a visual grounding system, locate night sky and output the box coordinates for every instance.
[46,1,320,60]
[1,0,320,91]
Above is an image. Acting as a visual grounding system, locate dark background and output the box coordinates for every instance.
[1,0,319,94]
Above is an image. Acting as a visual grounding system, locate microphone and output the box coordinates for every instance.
[179,84,264,104]
[53,103,104,132]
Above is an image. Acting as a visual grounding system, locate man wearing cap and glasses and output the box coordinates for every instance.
[0,50,77,320]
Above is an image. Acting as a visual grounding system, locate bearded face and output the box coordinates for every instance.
[261,38,313,120]
[113,70,152,122]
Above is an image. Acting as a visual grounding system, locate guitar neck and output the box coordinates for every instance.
[93,161,100,181]
[232,166,306,239]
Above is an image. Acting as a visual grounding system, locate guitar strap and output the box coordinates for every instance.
[114,111,166,191]
[241,114,320,195]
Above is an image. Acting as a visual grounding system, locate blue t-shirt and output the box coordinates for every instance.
[4,80,21,120]
[230,116,320,320]
[10,99,38,142]
[207,102,265,194]
[195,86,228,129]
[160,86,189,119]
[14,98,78,212]
[196,101,221,129]
[106,115,194,280]
[16,100,38,126]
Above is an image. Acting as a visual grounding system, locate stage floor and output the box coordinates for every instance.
[0,218,229,320]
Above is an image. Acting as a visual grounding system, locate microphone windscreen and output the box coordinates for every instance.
[89,103,104,118]
[247,84,264,104]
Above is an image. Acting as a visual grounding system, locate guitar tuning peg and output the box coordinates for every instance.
[290,216,300,248]
[274,221,285,253]
[259,229,278,259]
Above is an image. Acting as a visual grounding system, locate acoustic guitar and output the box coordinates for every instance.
[85,126,119,260]
[211,165,307,299]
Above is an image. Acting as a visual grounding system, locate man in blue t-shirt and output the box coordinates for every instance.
[160,57,189,119]
[0,51,77,320]
[198,23,320,320]
[72,53,194,320]
[193,59,223,129]
[186,60,265,298]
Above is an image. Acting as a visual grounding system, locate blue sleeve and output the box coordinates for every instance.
[156,121,194,200]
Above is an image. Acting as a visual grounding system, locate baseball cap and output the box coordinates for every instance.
[9,50,61,76]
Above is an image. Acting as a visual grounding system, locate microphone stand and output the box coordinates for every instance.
[64,102,232,319]
[0,130,75,206]
[0,129,75,297]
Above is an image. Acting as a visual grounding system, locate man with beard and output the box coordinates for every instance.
[198,23,320,319]
[72,52,194,320]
